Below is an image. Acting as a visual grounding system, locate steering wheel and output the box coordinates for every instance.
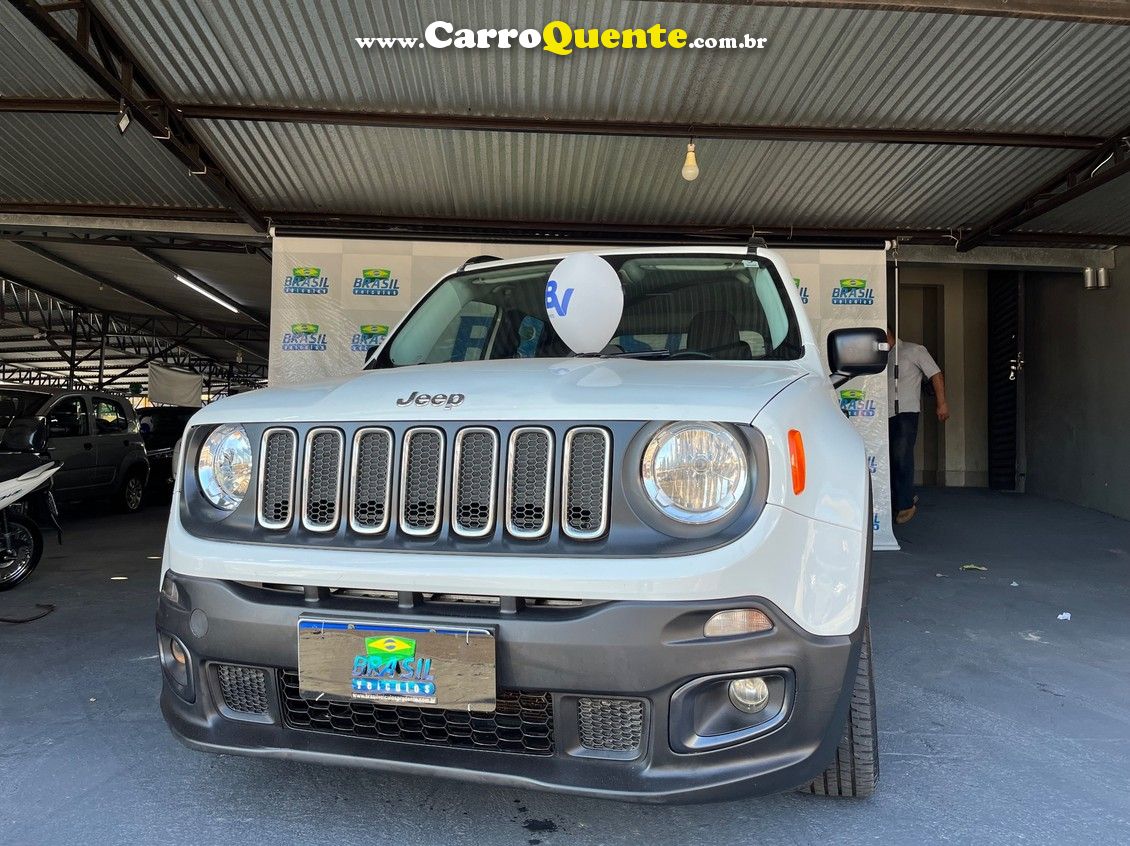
[668,351,713,360]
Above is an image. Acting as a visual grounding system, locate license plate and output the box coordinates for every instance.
[297,619,496,712]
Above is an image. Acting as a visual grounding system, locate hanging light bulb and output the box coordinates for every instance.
[681,141,700,182]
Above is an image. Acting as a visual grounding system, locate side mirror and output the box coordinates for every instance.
[828,328,889,388]
[2,416,48,453]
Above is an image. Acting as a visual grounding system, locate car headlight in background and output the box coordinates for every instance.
[197,423,252,510]
[640,422,749,524]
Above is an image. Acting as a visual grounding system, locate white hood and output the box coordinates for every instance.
[193,358,807,425]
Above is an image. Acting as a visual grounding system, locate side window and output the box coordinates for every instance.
[46,396,88,438]
[94,398,130,434]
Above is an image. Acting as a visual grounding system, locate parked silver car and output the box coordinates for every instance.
[0,384,149,512]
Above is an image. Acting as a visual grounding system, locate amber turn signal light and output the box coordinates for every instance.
[788,429,805,495]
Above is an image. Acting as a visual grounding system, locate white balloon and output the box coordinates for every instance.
[544,253,624,354]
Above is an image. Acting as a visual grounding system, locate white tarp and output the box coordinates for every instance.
[148,363,203,407]
[270,238,896,549]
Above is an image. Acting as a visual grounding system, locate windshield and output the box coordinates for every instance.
[379,253,802,367]
[0,388,49,426]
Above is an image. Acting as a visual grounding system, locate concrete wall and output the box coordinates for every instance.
[898,264,989,487]
[1024,249,1130,520]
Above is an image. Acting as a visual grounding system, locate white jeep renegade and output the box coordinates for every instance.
[158,246,888,802]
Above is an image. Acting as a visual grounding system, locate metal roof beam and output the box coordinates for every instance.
[677,0,1130,25]
[959,124,1130,250]
[6,0,266,231]
[268,211,1130,248]
[0,98,1105,150]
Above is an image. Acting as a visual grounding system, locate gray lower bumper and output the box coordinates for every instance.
[157,573,861,803]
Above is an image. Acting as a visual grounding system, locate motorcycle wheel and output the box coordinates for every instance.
[0,512,43,591]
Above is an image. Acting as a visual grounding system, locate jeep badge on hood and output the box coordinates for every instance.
[395,391,465,408]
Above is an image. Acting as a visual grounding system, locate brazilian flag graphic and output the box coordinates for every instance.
[365,635,416,660]
[839,278,868,289]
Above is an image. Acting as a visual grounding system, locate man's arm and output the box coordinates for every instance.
[931,372,949,422]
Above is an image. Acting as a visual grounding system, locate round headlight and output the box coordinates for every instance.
[197,423,252,510]
[641,422,748,524]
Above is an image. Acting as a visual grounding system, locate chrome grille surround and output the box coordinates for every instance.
[256,427,297,530]
[505,427,554,539]
[399,427,445,536]
[301,427,344,532]
[349,427,393,535]
[561,427,612,540]
[451,427,499,538]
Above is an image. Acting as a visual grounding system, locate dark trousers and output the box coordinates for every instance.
[888,412,920,512]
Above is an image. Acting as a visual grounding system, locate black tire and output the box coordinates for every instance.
[118,470,147,513]
[0,512,43,591]
[801,618,879,798]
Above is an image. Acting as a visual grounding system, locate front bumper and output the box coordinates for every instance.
[158,573,860,803]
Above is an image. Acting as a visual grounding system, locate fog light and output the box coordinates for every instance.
[170,637,187,666]
[728,676,770,713]
[704,608,772,637]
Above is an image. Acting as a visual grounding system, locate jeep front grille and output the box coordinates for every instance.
[255,423,610,544]
[302,428,344,532]
[562,427,611,540]
[257,428,296,529]
[505,427,553,538]
[399,427,444,535]
[452,427,498,537]
[350,427,393,534]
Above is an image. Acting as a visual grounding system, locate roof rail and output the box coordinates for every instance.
[457,254,503,272]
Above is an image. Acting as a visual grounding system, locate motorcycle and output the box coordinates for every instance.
[0,417,62,591]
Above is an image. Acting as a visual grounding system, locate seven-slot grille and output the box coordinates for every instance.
[255,424,610,542]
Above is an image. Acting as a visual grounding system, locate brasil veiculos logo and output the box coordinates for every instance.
[281,322,328,352]
[793,277,809,304]
[353,267,400,296]
[350,323,390,352]
[831,277,875,306]
[839,387,877,417]
[283,266,330,295]
[351,633,436,698]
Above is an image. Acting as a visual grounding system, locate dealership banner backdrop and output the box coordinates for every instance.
[270,239,895,549]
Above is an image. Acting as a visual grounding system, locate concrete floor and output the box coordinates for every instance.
[2,489,1129,844]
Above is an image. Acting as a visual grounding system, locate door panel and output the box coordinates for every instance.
[987,271,1025,491]
[44,395,95,490]
[92,396,132,486]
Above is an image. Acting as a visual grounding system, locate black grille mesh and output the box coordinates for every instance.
[578,697,645,752]
[401,429,443,533]
[279,671,553,755]
[564,429,610,538]
[507,429,551,536]
[453,429,497,536]
[304,430,343,529]
[259,430,295,527]
[352,429,392,531]
[216,664,269,714]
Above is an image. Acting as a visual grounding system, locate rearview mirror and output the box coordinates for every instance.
[2,416,48,453]
[828,328,889,388]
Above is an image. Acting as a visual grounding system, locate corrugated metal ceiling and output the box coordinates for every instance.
[0,113,224,210]
[94,0,1130,137]
[192,119,1079,230]
[0,2,103,98]
[1018,171,1130,235]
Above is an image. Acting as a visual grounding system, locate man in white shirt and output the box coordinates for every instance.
[887,329,949,525]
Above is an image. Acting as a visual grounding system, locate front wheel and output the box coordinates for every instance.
[801,618,879,798]
[118,470,146,513]
[0,512,44,591]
